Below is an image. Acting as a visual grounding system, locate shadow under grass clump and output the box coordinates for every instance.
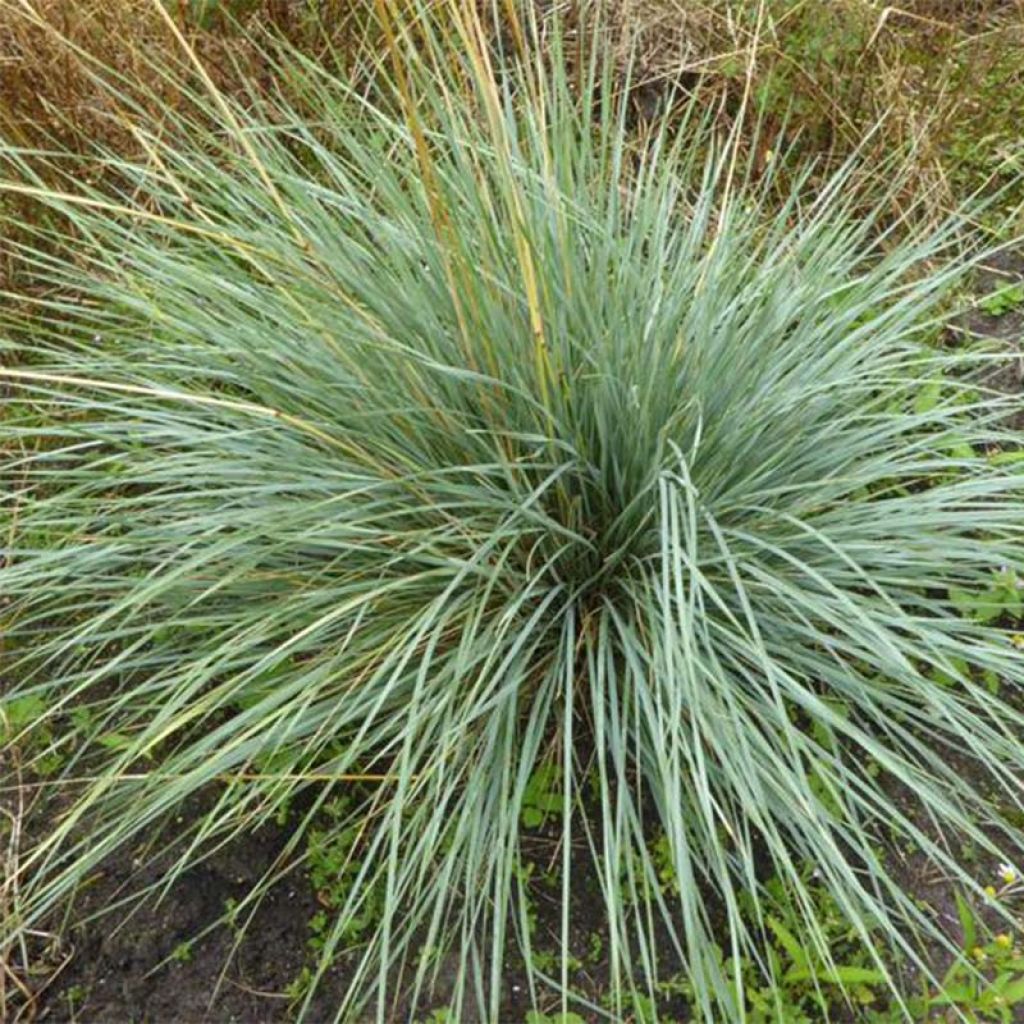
[3,4,1024,1021]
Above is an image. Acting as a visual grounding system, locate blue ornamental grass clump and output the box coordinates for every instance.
[2,5,1024,1020]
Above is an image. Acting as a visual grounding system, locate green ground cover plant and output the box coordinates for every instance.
[2,3,1024,1020]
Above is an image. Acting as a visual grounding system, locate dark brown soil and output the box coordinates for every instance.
[23,801,669,1024]
[38,824,319,1023]
[960,247,1024,428]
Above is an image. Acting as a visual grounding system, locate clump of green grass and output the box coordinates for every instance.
[2,5,1024,1020]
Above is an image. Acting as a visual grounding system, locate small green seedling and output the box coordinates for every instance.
[170,940,193,963]
[950,567,1023,624]
[905,891,1024,1023]
[520,762,563,829]
[305,797,384,948]
[979,282,1024,317]
[1,694,63,775]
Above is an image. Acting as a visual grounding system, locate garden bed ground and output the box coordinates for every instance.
[2,3,1024,1021]
[3,253,1019,1023]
